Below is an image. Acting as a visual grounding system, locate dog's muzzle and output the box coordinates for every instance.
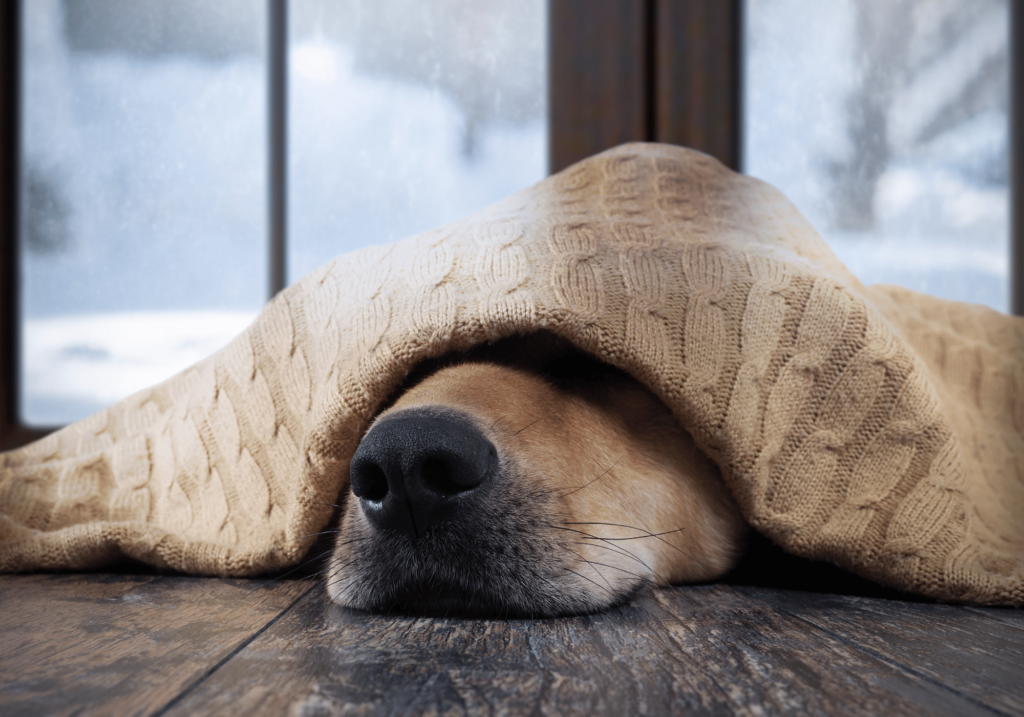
[349,409,499,542]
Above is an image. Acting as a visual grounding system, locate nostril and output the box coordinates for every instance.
[419,455,482,496]
[351,460,389,502]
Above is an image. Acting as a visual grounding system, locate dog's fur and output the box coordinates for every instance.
[327,333,746,617]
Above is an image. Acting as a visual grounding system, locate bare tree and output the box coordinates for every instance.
[829,0,1008,231]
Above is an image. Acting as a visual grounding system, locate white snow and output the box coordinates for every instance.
[23,311,257,425]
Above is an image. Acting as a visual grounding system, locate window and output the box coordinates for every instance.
[20,0,270,426]
[1,0,1020,448]
[8,0,547,430]
[747,0,1013,311]
[287,0,547,283]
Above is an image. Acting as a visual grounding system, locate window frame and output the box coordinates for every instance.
[549,0,742,173]
[0,0,1020,450]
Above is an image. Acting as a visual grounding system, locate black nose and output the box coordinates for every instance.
[349,410,498,541]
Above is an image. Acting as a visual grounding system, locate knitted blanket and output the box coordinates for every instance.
[2,143,1021,605]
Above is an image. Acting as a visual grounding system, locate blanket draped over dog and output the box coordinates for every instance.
[1,144,1022,605]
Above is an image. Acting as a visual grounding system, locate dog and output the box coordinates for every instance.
[326,332,747,617]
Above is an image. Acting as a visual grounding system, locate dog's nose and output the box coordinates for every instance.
[349,411,498,541]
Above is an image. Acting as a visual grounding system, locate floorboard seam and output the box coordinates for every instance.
[777,608,1012,717]
[149,583,319,717]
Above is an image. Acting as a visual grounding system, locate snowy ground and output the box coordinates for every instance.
[23,311,258,424]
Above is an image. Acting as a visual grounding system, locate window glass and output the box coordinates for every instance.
[288,0,548,281]
[20,0,549,427]
[745,0,1010,312]
[21,0,267,425]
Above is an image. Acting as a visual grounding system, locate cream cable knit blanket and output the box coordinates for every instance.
[1,144,1022,605]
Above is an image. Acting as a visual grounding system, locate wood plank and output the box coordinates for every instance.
[548,0,647,174]
[163,583,988,716]
[962,604,1024,633]
[0,573,314,717]
[744,586,1024,716]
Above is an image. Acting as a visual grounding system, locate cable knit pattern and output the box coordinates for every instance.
[1,144,1021,605]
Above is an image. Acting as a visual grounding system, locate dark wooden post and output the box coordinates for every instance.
[653,0,742,170]
[0,0,22,448]
[549,0,743,175]
[548,0,648,174]
[0,1,72,447]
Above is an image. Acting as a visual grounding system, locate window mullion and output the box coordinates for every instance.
[1012,0,1022,316]
[269,0,288,298]
[1,0,22,448]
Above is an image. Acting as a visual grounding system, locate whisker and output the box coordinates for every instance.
[521,562,561,595]
[562,567,617,600]
[568,550,650,584]
[273,498,346,509]
[580,538,641,562]
[559,454,625,498]
[315,501,345,510]
[328,536,371,552]
[321,556,363,592]
[567,521,679,533]
[565,521,707,571]
[550,524,667,583]
[513,418,543,435]
[261,547,337,584]
[563,547,615,590]
[262,534,372,586]
[568,523,686,540]
[572,536,653,570]
[284,529,342,543]
[580,541,674,586]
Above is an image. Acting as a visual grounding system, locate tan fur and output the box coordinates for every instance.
[327,336,747,616]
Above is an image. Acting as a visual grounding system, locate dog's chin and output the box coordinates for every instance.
[333,575,634,620]
[363,581,644,619]
[359,582,557,619]
[326,520,642,619]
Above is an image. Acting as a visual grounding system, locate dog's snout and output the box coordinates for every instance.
[349,411,497,541]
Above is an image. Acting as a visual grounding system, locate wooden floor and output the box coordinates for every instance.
[1,569,1021,717]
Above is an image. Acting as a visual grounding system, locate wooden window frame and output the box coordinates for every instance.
[0,0,32,450]
[0,0,1020,449]
[549,0,742,173]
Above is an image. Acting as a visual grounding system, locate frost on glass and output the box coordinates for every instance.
[21,0,267,425]
[745,0,1010,311]
[288,0,548,281]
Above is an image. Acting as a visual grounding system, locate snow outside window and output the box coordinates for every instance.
[746,0,1010,311]
[20,0,547,426]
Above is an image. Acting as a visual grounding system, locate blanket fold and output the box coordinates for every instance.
[2,143,1021,604]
